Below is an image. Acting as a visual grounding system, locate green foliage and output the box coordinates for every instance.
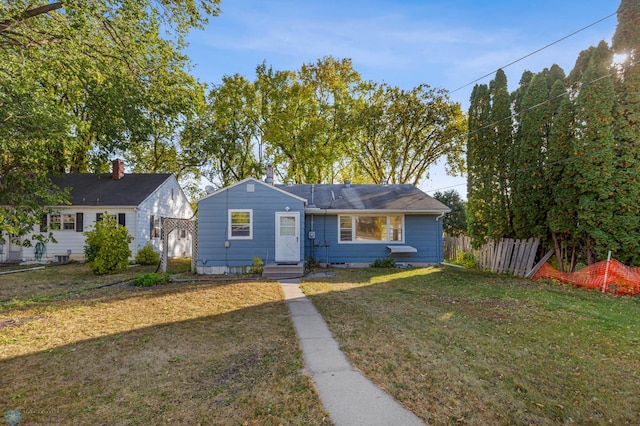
[466,6,640,266]
[135,244,159,266]
[130,273,172,287]
[371,258,396,268]
[453,250,477,269]
[433,190,467,237]
[0,1,218,238]
[187,56,466,187]
[249,256,264,275]
[466,83,492,246]
[84,214,133,275]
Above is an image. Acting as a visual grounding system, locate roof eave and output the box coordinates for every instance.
[304,208,451,214]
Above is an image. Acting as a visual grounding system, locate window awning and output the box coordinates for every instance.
[387,245,417,254]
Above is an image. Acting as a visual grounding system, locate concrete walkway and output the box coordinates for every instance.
[280,280,426,426]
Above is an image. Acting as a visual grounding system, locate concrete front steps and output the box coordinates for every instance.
[262,262,304,279]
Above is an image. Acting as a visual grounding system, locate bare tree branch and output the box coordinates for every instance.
[0,2,63,33]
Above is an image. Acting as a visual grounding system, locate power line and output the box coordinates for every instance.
[449,11,617,94]
[428,58,640,195]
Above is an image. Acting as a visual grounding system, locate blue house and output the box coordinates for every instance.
[196,177,450,276]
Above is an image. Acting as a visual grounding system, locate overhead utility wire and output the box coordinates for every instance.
[427,57,640,195]
[449,11,617,94]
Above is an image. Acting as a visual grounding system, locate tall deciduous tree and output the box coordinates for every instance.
[195,57,465,188]
[351,83,466,185]
[0,1,219,241]
[183,73,264,188]
[266,57,361,184]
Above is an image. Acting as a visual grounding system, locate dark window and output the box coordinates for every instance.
[76,213,84,232]
[118,213,126,227]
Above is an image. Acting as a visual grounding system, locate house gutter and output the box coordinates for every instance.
[435,212,446,264]
[303,208,451,214]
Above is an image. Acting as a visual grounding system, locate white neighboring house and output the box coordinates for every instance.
[3,159,194,263]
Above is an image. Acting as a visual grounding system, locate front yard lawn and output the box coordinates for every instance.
[302,266,640,425]
[0,262,327,425]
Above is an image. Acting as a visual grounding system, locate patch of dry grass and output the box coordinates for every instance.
[301,267,640,425]
[0,259,191,308]
[0,263,327,425]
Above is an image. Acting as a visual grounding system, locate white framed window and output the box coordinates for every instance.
[228,209,252,239]
[338,215,404,243]
[62,214,75,230]
[49,214,61,230]
[150,215,161,239]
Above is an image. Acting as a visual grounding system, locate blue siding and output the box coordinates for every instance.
[197,180,305,268]
[303,213,443,264]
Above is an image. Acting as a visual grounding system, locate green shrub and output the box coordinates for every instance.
[249,256,264,275]
[135,244,159,265]
[371,258,396,268]
[84,214,133,275]
[454,250,477,269]
[130,272,172,287]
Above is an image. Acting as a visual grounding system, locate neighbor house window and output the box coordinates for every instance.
[62,214,75,230]
[150,215,161,239]
[46,213,82,231]
[338,215,404,243]
[49,214,61,230]
[229,209,252,239]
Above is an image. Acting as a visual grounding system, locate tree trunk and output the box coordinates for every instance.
[552,232,564,272]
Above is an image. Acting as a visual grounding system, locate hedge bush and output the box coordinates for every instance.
[84,214,133,275]
[135,244,159,265]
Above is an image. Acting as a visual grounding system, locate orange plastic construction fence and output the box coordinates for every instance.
[533,259,640,296]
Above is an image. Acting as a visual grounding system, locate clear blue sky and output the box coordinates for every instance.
[184,0,619,197]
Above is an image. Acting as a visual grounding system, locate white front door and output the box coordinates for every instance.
[275,212,300,263]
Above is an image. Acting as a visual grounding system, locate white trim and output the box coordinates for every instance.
[198,177,308,204]
[337,214,405,244]
[228,209,253,240]
[275,211,300,262]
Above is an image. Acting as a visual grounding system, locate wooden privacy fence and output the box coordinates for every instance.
[443,235,472,260]
[444,236,540,277]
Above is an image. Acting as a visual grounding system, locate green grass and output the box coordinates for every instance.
[301,266,640,425]
[0,262,327,425]
[0,259,191,310]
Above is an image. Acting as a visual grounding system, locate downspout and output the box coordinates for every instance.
[435,212,446,265]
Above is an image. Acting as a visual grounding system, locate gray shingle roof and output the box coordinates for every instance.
[49,173,172,206]
[277,183,450,212]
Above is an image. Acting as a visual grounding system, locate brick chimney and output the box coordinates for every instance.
[112,159,124,180]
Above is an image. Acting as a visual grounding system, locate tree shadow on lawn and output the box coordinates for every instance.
[0,280,328,425]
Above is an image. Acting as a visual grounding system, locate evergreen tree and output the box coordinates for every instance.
[510,71,553,239]
[487,69,514,239]
[611,0,640,265]
[573,41,617,264]
[466,84,492,245]
[547,80,579,271]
